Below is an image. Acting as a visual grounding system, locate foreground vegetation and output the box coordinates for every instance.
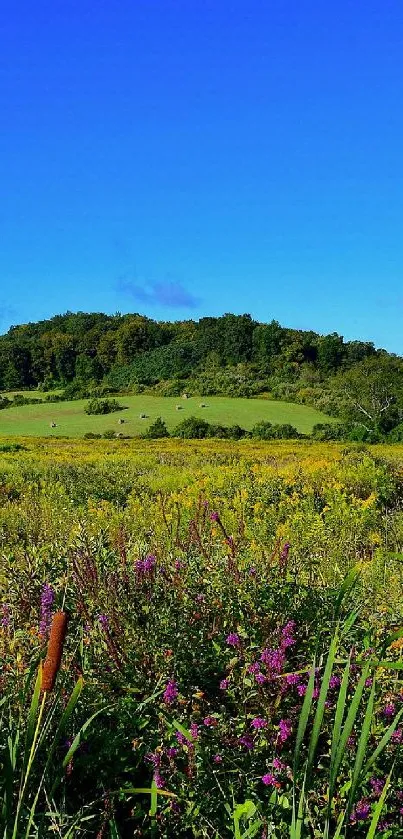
[1,439,403,837]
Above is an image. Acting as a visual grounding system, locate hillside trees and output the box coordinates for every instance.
[333,355,403,432]
[0,310,399,430]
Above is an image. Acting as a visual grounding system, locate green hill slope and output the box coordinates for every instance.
[0,395,334,437]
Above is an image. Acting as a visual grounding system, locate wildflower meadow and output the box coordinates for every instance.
[1,438,403,837]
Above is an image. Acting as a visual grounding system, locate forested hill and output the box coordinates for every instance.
[0,311,402,433]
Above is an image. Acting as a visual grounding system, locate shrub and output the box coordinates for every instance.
[311,422,348,441]
[143,417,170,439]
[388,422,403,442]
[0,442,26,452]
[85,398,124,415]
[347,424,382,443]
[273,423,301,439]
[172,416,212,438]
[12,393,43,406]
[251,420,300,440]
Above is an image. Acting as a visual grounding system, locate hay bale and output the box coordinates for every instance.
[140,413,147,419]
[176,405,182,410]
[50,422,56,428]
[118,418,124,424]
[199,403,206,408]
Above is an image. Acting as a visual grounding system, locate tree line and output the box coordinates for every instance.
[0,310,402,437]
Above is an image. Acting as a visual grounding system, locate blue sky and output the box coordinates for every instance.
[1,0,402,351]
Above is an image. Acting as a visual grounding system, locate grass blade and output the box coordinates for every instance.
[325,651,352,836]
[347,676,376,819]
[365,766,394,839]
[330,662,370,793]
[306,627,339,778]
[334,565,361,618]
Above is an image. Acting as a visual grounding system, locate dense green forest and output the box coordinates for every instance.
[1,311,402,439]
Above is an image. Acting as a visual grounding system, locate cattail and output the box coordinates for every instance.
[41,611,68,693]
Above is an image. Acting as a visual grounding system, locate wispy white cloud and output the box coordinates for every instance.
[117,277,201,310]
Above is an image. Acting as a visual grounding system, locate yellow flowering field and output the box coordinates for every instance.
[1,438,403,615]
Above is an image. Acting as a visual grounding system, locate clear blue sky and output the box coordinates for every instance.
[1,0,402,351]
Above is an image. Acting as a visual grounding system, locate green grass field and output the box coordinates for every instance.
[0,394,333,437]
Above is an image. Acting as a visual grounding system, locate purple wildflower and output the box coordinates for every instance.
[255,672,267,685]
[251,717,267,729]
[143,554,156,572]
[167,748,178,759]
[226,633,240,647]
[163,679,178,705]
[1,604,10,629]
[279,542,290,570]
[203,716,217,727]
[136,554,156,575]
[260,647,285,672]
[190,723,199,739]
[281,621,296,649]
[278,719,292,743]
[239,734,254,750]
[382,702,396,718]
[213,754,222,763]
[262,773,277,786]
[350,800,370,821]
[392,727,403,744]
[154,771,164,789]
[39,584,55,637]
[249,566,257,576]
[248,662,261,674]
[329,675,341,689]
[273,758,285,770]
[145,752,161,767]
[220,678,229,690]
[210,512,219,522]
[297,683,307,697]
[176,731,192,747]
[97,614,109,630]
[286,673,301,686]
[370,778,385,797]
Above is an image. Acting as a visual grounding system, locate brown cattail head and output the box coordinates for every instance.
[41,611,68,693]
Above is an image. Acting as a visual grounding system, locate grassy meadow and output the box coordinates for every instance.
[0,394,334,437]
[1,438,403,837]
